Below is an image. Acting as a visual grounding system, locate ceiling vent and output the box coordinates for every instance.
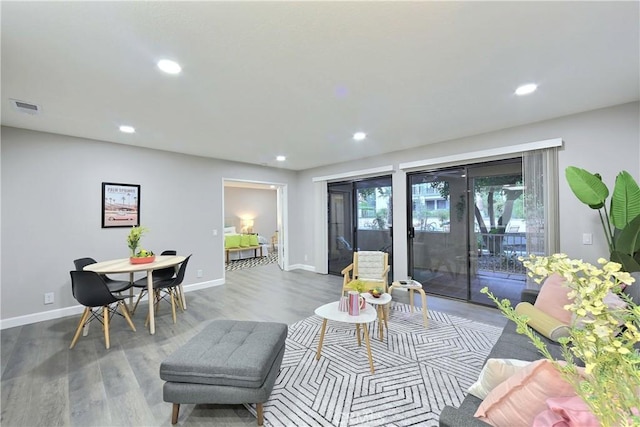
[10,99,41,115]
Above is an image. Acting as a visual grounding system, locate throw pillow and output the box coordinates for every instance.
[240,234,252,247]
[248,234,259,246]
[534,273,573,324]
[224,234,241,249]
[468,358,532,399]
[474,359,576,427]
[533,396,599,427]
[515,302,571,342]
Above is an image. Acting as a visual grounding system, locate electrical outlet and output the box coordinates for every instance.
[197,269,203,278]
[44,292,54,305]
[213,229,218,236]
[582,233,593,245]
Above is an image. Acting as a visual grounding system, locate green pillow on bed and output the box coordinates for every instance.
[240,234,252,247]
[248,234,259,246]
[225,234,241,248]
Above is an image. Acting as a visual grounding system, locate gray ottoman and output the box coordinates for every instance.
[160,320,288,425]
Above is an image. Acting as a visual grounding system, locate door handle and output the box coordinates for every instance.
[408,227,415,239]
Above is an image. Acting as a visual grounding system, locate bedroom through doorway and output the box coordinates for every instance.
[222,179,286,272]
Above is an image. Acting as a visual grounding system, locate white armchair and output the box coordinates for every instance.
[341,251,390,296]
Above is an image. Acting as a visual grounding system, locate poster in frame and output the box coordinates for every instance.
[102,182,140,228]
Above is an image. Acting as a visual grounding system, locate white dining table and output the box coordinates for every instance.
[84,255,186,335]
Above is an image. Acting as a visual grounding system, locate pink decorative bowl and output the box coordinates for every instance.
[130,255,155,264]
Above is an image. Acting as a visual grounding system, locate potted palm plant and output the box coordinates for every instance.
[565,167,640,272]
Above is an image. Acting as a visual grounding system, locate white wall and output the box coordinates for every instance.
[224,187,277,238]
[296,102,640,279]
[0,127,297,323]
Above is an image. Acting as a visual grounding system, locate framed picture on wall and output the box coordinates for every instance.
[101,182,140,228]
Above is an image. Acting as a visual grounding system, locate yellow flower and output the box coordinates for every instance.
[487,253,640,427]
[584,363,595,375]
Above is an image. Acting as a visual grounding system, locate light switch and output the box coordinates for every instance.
[582,233,593,245]
[213,229,218,236]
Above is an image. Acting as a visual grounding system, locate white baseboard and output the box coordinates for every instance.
[0,278,225,330]
[183,279,224,292]
[287,263,316,272]
[0,305,87,330]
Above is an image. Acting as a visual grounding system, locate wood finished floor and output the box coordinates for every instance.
[1,263,506,427]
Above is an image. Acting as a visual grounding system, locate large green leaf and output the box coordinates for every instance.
[614,214,640,254]
[610,250,640,273]
[565,166,609,209]
[610,171,640,229]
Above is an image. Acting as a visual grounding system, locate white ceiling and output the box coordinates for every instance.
[2,2,638,171]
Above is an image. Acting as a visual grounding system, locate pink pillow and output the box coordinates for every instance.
[534,273,573,324]
[532,396,599,427]
[474,359,576,426]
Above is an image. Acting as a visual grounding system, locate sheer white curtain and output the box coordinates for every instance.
[522,148,560,259]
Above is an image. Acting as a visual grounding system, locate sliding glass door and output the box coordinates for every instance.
[408,168,469,299]
[328,176,393,276]
[408,159,528,306]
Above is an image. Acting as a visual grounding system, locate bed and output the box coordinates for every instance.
[224,227,270,263]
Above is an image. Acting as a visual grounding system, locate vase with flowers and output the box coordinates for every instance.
[127,226,155,263]
[482,254,640,427]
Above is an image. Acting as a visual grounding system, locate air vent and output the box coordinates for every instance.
[10,99,41,115]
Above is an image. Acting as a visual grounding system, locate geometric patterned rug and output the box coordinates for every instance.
[245,302,502,426]
[225,251,278,271]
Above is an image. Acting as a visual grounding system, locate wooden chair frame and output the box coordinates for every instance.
[341,251,390,295]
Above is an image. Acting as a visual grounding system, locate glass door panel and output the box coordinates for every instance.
[355,177,393,278]
[328,176,393,277]
[328,182,354,275]
[468,159,526,306]
[408,169,469,299]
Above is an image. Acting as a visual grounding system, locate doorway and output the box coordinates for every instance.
[328,176,393,277]
[407,158,527,306]
[222,180,287,271]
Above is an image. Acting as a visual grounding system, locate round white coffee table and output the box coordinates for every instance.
[361,292,392,341]
[314,301,377,373]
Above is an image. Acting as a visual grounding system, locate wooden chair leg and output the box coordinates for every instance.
[70,307,90,349]
[178,284,186,310]
[82,308,92,337]
[174,285,185,311]
[256,402,264,426]
[154,290,161,314]
[103,306,110,349]
[169,289,177,324]
[171,403,180,424]
[119,301,137,331]
[131,289,146,315]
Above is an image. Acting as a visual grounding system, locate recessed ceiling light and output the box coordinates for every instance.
[276,155,286,162]
[515,83,537,96]
[119,125,135,133]
[270,185,276,189]
[157,59,182,74]
[353,132,367,141]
